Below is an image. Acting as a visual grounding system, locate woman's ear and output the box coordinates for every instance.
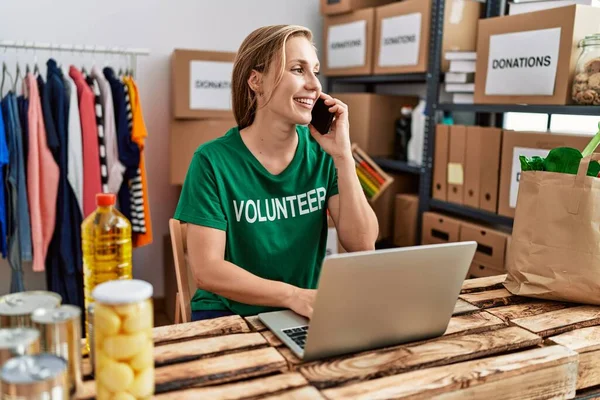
[248,70,263,96]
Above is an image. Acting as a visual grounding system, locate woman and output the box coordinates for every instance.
[174,25,379,321]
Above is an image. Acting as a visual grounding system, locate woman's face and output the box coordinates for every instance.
[259,36,322,126]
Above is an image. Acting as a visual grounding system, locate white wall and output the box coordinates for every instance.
[0,0,323,297]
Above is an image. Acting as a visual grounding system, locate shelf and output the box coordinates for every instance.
[429,199,514,227]
[437,103,600,116]
[327,73,428,86]
[372,158,422,175]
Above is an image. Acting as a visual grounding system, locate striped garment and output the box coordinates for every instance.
[85,74,109,194]
[123,83,146,233]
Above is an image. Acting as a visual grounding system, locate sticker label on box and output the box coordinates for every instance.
[189,60,233,110]
[510,147,550,208]
[328,20,367,69]
[447,163,464,185]
[485,28,561,96]
[378,13,421,67]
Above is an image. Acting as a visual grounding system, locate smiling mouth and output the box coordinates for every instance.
[293,98,314,109]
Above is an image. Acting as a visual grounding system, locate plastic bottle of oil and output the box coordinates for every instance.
[81,193,132,353]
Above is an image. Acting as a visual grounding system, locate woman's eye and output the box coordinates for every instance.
[292,67,304,74]
[314,71,320,76]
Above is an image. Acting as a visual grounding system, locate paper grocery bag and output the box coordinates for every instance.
[504,153,600,305]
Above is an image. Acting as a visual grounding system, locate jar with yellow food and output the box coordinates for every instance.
[92,280,154,400]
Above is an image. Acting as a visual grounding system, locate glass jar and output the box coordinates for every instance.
[92,280,154,400]
[572,34,600,105]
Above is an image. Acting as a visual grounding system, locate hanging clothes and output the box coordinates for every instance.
[85,74,109,194]
[62,68,84,215]
[70,66,101,218]
[25,74,59,273]
[124,83,146,234]
[91,66,124,195]
[0,103,9,259]
[123,77,153,247]
[2,92,30,292]
[17,95,29,176]
[103,67,139,225]
[46,60,84,309]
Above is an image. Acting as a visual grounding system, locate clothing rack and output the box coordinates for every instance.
[0,40,150,77]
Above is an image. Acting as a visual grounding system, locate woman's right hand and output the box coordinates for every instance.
[285,286,317,319]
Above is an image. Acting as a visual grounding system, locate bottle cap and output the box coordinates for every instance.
[96,193,116,207]
[92,280,153,304]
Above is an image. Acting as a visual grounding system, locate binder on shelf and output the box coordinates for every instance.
[352,144,394,203]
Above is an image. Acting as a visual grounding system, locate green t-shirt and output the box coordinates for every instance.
[174,125,339,316]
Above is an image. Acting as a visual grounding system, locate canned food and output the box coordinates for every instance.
[1,354,68,399]
[0,328,40,368]
[0,292,62,328]
[31,306,82,396]
[92,280,154,399]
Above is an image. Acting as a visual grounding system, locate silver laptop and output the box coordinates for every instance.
[259,241,476,361]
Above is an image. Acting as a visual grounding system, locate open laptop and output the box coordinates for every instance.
[259,241,476,361]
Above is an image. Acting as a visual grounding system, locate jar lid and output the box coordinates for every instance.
[0,291,62,316]
[0,328,39,349]
[31,305,81,325]
[92,280,153,304]
[1,354,67,384]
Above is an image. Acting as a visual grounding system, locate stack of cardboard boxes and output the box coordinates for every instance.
[170,49,237,185]
[321,0,481,76]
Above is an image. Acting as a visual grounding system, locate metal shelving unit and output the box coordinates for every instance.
[325,0,600,234]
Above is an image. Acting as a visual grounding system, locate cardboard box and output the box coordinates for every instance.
[170,119,236,185]
[447,125,467,205]
[460,221,510,269]
[498,130,592,217]
[373,0,481,74]
[321,0,396,15]
[421,212,461,245]
[373,172,419,241]
[432,125,449,201]
[323,8,376,76]
[171,49,236,119]
[332,93,419,157]
[464,126,502,211]
[474,5,600,105]
[393,194,419,247]
[468,261,505,278]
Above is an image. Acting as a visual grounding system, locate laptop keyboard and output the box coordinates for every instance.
[282,326,309,349]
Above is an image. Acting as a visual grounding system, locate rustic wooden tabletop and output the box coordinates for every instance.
[77,274,600,399]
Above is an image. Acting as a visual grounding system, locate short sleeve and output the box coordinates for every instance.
[174,151,227,231]
[326,156,339,199]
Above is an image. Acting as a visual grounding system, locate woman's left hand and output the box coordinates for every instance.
[308,93,352,162]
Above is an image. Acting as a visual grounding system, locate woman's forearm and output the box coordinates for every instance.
[334,155,379,251]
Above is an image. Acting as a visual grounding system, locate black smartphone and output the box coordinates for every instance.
[310,97,334,135]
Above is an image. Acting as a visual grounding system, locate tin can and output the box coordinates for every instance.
[0,354,68,399]
[0,292,62,328]
[93,280,154,399]
[0,328,40,369]
[86,304,95,377]
[31,306,82,396]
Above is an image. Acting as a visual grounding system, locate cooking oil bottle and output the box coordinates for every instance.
[81,193,132,353]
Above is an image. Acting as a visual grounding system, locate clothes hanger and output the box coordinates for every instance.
[1,61,15,97]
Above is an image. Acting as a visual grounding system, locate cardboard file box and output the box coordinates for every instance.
[393,194,419,247]
[320,0,396,15]
[432,124,449,201]
[421,212,461,245]
[447,125,467,205]
[459,221,510,269]
[464,127,502,211]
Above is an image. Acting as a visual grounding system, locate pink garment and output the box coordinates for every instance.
[25,74,60,272]
[69,66,102,217]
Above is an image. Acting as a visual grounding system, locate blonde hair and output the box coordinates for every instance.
[231,25,314,129]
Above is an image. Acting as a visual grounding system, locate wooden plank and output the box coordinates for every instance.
[322,345,577,400]
[153,315,250,345]
[299,327,541,389]
[461,274,506,294]
[444,311,506,336]
[453,298,480,315]
[155,347,288,393]
[487,301,573,323]
[261,386,325,399]
[512,306,600,337]
[245,315,267,332]
[278,347,304,369]
[154,333,267,365]
[261,330,284,347]
[549,327,600,390]
[460,288,530,309]
[154,373,308,400]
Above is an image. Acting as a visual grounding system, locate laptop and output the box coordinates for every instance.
[259,241,476,361]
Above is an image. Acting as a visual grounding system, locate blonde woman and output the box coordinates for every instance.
[174,25,378,321]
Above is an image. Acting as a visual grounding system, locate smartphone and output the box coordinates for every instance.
[310,97,334,135]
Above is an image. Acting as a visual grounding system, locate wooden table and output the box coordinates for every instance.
[77,275,600,399]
